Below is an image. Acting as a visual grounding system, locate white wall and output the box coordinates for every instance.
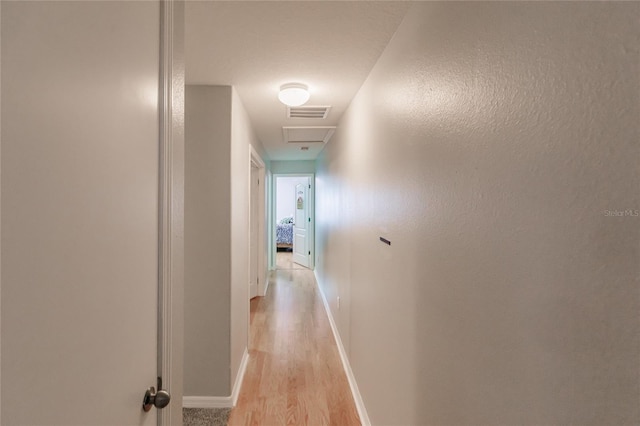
[315,2,640,425]
[184,86,232,396]
[184,85,269,401]
[276,177,308,222]
[230,87,267,391]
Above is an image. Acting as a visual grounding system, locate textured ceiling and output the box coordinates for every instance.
[185,1,411,161]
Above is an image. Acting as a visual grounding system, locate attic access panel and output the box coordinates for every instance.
[282,126,336,145]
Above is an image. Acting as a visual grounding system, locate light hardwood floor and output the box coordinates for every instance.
[275,251,308,271]
[228,266,361,426]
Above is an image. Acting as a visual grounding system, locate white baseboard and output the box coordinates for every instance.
[231,347,249,406]
[314,270,371,426]
[183,348,249,409]
[182,395,232,408]
[260,271,270,296]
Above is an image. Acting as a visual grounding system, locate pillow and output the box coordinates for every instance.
[279,216,294,225]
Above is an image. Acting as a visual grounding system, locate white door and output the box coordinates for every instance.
[249,165,259,298]
[293,181,310,267]
[2,2,163,424]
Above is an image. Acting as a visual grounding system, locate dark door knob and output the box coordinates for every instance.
[142,386,171,412]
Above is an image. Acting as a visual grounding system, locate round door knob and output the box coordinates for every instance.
[142,386,172,412]
[154,389,171,409]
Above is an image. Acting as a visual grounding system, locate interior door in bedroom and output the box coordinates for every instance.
[1,1,166,424]
[292,179,310,268]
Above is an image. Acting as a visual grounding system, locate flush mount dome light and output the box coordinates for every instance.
[278,83,310,107]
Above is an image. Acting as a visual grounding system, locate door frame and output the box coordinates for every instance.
[1,3,3,420]
[249,146,267,296]
[158,1,185,424]
[270,173,315,270]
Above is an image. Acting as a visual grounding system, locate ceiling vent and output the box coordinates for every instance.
[287,106,331,119]
[283,126,336,145]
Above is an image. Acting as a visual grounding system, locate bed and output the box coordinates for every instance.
[276,216,294,248]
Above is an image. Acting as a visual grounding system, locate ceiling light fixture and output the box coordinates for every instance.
[278,83,310,107]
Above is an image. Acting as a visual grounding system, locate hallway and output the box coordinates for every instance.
[228,266,360,425]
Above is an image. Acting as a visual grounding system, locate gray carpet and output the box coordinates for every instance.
[183,408,231,426]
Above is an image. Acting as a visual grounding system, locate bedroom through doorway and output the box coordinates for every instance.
[273,175,314,271]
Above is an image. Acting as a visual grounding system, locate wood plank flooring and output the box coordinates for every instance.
[228,265,361,426]
[275,251,308,271]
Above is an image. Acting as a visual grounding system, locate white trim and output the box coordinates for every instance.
[249,146,267,297]
[262,271,270,296]
[182,348,249,409]
[314,270,371,426]
[0,0,3,419]
[258,169,267,296]
[249,145,265,168]
[231,347,250,406]
[182,396,233,409]
[266,170,275,271]
[158,1,185,425]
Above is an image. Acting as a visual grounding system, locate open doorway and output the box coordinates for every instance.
[272,174,314,270]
